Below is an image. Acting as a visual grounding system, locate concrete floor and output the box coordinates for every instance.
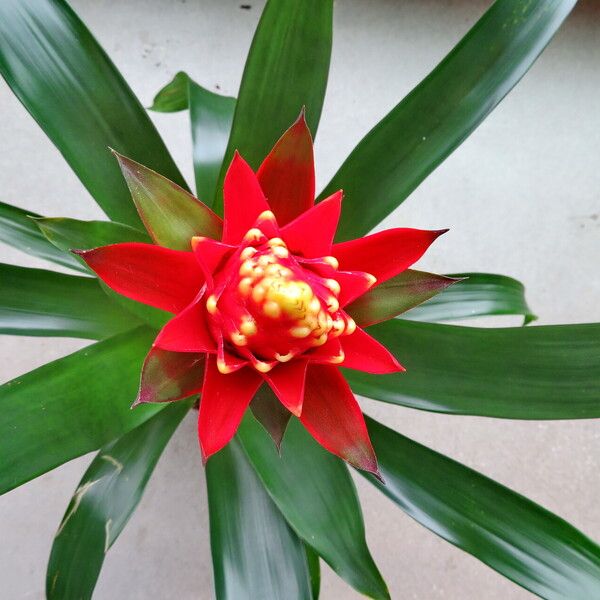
[0,0,599,598]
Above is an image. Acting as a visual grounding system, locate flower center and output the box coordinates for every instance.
[206,225,355,373]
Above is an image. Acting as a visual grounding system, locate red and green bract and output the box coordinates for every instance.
[77,114,445,474]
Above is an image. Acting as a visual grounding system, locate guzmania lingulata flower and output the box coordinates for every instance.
[77,113,446,476]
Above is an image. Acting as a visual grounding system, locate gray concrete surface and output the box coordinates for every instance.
[1,0,599,598]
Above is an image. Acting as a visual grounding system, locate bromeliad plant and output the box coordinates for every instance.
[78,133,444,473]
[0,0,598,599]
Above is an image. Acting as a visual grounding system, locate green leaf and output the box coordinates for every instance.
[238,415,389,600]
[403,272,536,324]
[304,544,321,600]
[189,80,236,206]
[47,400,190,600]
[34,216,169,329]
[0,200,85,273]
[346,320,600,419]
[0,327,161,495]
[0,263,140,339]
[346,269,459,326]
[364,416,600,599]
[113,152,222,249]
[206,437,313,600]
[149,73,236,206]
[0,0,187,227]
[214,0,333,212]
[323,0,577,240]
[148,71,189,113]
[35,217,150,253]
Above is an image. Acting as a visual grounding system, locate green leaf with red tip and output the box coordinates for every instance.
[364,416,600,598]
[206,437,313,600]
[323,0,577,241]
[46,400,191,600]
[0,263,141,339]
[149,73,236,209]
[214,0,333,213]
[0,327,162,496]
[148,71,189,113]
[250,385,292,450]
[238,414,390,600]
[0,0,187,228]
[346,269,459,326]
[114,152,222,250]
[0,201,85,273]
[403,272,536,324]
[346,320,600,419]
[136,347,204,406]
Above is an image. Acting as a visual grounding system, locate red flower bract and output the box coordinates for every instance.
[77,113,446,475]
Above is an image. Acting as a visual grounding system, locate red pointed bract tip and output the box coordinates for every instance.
[82,119,447,473]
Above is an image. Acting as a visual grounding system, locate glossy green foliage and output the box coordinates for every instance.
[149,71,189,112]
[365,417,600,599]
[0,263,140,339]
[214,0,333,211]
[35,217,149,253]
[304,545,321,600]
[404,272,536,323]
[114,152,222,249]
[150,73,236,206]
[189,81,236,206]
[347,320,600,419]
[0,201,84,272]
[47,401,190,600]
[0,328,162,495]
[206,438,313,600]
[238,415,389,600]
[324,0,577,240]
[0,0,186,227]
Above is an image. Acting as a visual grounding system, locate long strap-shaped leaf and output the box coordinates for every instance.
[0,263,140,339]
[46,401,191,600]
[346,320,600,419]
[0,0,186,227]
[206,437,313,600]
[35,217,150,253]
[405,272,536,324]
[189,81,236,206]
[324,0,577,241]
[0,327,161,495]
[0,200,85,273]
[305,545,321,600]
[364,417,600,599]
[238,414,390,600]
[214,0,333,212]
[149,73,237,206]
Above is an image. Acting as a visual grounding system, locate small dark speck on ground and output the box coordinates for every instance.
[240,4,252,9]
[215,84,221,90]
